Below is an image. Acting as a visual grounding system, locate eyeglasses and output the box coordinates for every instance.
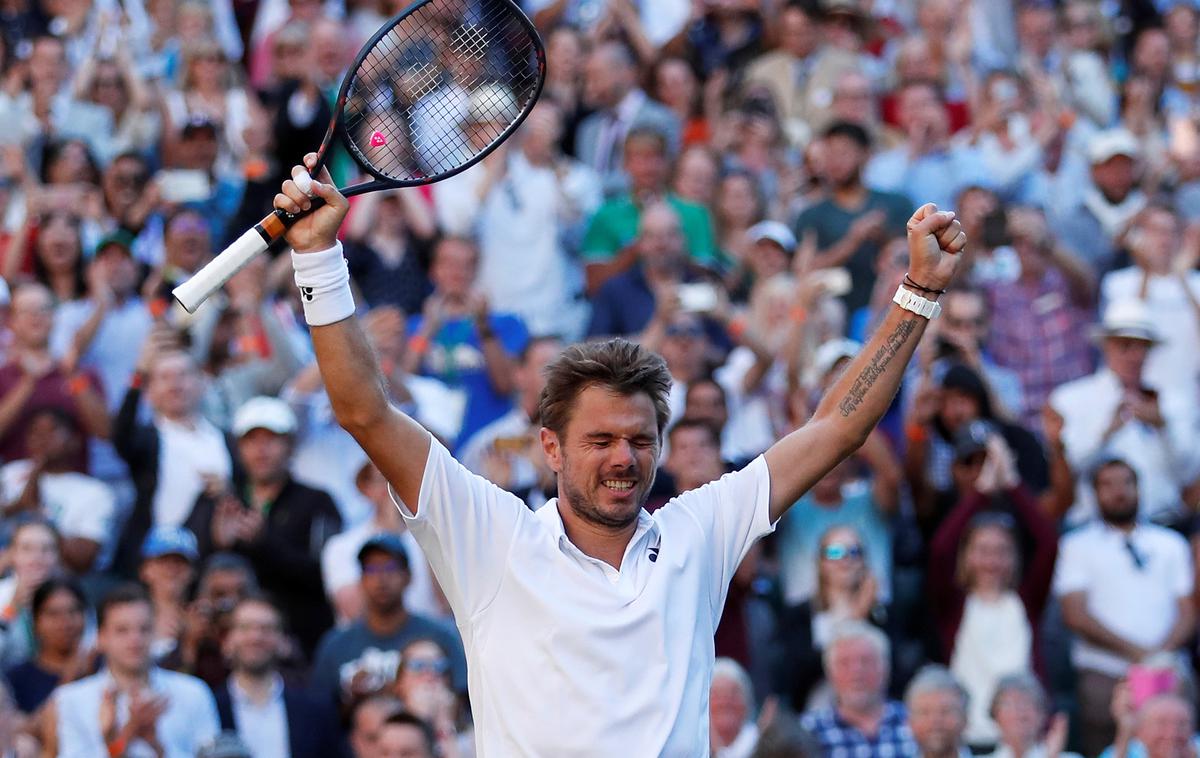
[822,543,863,561]
[405,657,449,675]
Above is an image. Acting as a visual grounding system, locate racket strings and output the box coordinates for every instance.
[343,0,541,182]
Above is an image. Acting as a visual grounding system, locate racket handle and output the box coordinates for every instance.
[173,202,328,312]
[173,227,272,312]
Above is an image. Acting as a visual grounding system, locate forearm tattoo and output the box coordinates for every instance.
[837,318,920,418]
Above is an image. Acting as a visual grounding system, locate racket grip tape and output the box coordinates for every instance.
[173,202,328,312]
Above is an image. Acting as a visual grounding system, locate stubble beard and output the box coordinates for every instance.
[560,457,656,531]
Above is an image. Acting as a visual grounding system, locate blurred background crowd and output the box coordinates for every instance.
[2,0,1200,755]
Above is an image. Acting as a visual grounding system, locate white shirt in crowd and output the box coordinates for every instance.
[1100,269,1200,396]
[714,347,787,463]
[321,523,442,621]
[459,407,546,508]
[394,436,774,755]
[0,460,117,570]
[1053,521,1193,678]
[55,667,220,758]
[475,151,600,338]
[1049,369,1199,525]
[950,592,1031,745]
[152,415,232,528]
[228,673,289,758]
[983,744,1084,758]
[716,722,759,758]
[288,377,465,527]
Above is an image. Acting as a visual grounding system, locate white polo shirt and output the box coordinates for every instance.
[393,437,775,756]
[1052,520,1193,677]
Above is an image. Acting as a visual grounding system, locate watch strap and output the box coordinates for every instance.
[893,285,942,319]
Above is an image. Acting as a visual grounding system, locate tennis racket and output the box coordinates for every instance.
[173,0,545,312]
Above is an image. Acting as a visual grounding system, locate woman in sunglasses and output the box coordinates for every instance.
[778,524,892,712]
[928,431,1059,751]
[392,637,467,758]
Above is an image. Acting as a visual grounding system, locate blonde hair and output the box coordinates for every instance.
[814,523,866,612]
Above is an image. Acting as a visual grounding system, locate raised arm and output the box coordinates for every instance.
[764,204,965,521]
[276,155,431,511]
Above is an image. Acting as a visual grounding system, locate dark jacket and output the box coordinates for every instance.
[185,477,342,657]
[927,485,1058,674]
[213,680,340,758]
[111,384,237,576]
[777,600,897,711]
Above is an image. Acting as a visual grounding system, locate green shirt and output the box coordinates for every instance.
[581,193,719,265]
[793,190,913,316]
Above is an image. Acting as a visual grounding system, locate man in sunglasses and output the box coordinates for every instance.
[1053,456,1195,756]
[308,534,465,712]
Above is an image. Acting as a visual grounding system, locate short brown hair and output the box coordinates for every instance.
[538,338,672,437]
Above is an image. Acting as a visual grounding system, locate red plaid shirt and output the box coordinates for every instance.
[985,268,1095,427]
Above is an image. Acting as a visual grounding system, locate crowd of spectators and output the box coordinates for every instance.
[2,0,1200,755]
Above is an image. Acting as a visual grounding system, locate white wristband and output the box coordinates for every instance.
[893,284,941,320]
[292,242,356,326]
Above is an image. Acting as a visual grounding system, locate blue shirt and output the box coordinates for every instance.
[800,701,917,757]
[4,660,59,713]
[407,312,528,450]
[865,144,992,212]
[777,484,893,605]
[587,265,656,338]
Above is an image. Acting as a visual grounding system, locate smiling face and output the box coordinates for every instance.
[541,385,660,531]
[993,687,1044,750]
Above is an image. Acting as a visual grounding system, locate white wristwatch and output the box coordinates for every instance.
[893,284,942,320]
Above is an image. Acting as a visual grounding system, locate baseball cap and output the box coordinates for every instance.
[232,396,298,437]
[953,420,995,462]
[746,221,797,254]
[1090,299,1162,344]
[94,230,135,257]
[813,338,861,380]
[142,525,199,561]
[1087,128,1140,164]
[357,533,411,570]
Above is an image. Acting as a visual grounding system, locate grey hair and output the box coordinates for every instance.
[989,672,1047,719]
[712,657,755,714]
[905,664,969,715]
[821,620,890,674]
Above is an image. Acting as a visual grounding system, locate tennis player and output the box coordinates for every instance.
[276,153,965,755]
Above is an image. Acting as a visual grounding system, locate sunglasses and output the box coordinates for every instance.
[405,657,449,675]
[822,543,863,561]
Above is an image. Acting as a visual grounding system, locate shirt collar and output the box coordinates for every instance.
[537,499,660,569]
[228,672,285,708]
[613,89,647,123]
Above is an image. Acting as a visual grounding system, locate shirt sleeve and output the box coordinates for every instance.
[1168,533,1194,600]
[187,680,222,752]
[64,479,116,542]
[321,537,357,596]
[391,437,531,622]
[662,456,775,623]
[580,204,620,262]
[55,688,103,758]
[1052,534,1089,597]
